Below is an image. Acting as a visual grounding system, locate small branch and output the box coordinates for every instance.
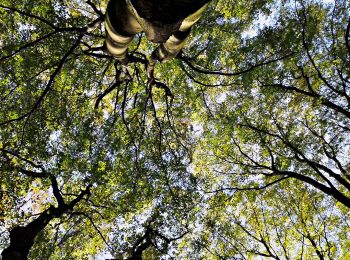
[178,52,294,76]
[0,31,56,63]
[17,168,48,178]
[95,80,123,109]
[68,184,92,209]
[203,176,289,194]
[0,34,84,127]
[151,80,174,98]
[72,211,114,253]
[86,0,103,17]
[50,175,65,207]
[345,17,350,56]
[0,4,56,28]
[0,148,44,170]
[261,83,350,119]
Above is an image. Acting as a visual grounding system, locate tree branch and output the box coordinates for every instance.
[178,52,294,76]
[0,4,56,28]
[1,181,92,260]
[0,34,84,127]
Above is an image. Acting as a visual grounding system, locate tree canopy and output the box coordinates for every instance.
[0,0,350,259]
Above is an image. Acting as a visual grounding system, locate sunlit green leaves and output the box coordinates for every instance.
[1,0,350,258]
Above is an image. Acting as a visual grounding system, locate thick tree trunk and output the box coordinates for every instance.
[1,209,54,260]
[1,182,91,260]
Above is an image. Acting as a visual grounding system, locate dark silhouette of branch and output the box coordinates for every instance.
[0,34,84,127]
[108,218,187,260]
[234,220,280,260]
[82,43,112,60]
[50,175,65,207]
[86,0,104,17]
[346,17,350,56]
[260,83,350,119]
[271,120,350,191]
[275,169,350,208]
[0,3,103,32]
[0,4,56,28]
[203,176,289,194]
[299,4,350,101]
[71,211,114,253]
[95,80,124,109]
[178,51,294,76]
[0,148,45,171]
[1,178,92,260]
[128,226,153,260]
[0,31,56,63]
[180,63,237,87]
[151,80,174,98]
[94,53,172,111]
[220,122,350,208]
[15,168,48,178]
[305,234,325,260]
[0,18,105,63]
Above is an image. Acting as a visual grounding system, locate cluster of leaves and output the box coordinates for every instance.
[0,0,349,259]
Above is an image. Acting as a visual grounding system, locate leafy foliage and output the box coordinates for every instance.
[0,0,349,259]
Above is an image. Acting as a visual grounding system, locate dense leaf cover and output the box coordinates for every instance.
[0,0,349,259]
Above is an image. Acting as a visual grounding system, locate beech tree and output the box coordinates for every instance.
[0,0,349,259]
